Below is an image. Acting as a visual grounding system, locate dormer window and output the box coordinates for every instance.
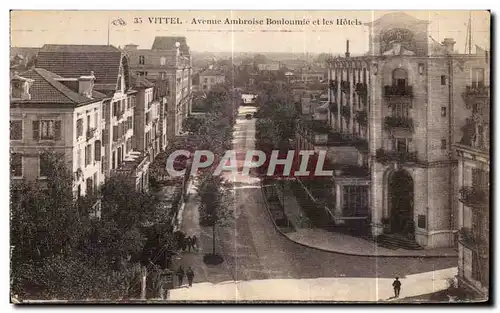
[10,74,34,100]
[11,81,23,99]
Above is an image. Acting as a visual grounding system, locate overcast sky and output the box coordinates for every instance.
[10,10,490,54]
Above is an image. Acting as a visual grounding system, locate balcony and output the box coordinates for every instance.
[465,85,489,98]
[319,132,368,151]
[383,85,413,97]
[463,84,490,107]
[376,148,418,164]
[86,128,96,141]
[355,110,367,127]
[355,83,367,96]
[384,116,414,131]
[459,186,488,208]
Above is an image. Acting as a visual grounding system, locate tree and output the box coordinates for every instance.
[10,151,141,300]
[196,173,234,265]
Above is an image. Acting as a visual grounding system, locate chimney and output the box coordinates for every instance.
[78,71,95,98]
[442,38,456,54]
[345,40,350,58]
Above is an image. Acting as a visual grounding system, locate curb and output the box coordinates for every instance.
[259,181,457,259]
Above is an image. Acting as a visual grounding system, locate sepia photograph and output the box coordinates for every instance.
[8,9,491,304]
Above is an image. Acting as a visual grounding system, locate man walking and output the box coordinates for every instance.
[186,236,192,252]
[191,235,198,251]
[176,266,185,287]
[186,266,195,287]
[392,277,401,298]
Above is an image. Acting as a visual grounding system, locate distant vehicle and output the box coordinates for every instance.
[245,113,253,120]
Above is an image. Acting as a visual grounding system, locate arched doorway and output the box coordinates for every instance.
[388,169,415,237]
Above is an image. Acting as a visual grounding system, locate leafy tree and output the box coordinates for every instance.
[196,173,234,264]
[10,151,173,300]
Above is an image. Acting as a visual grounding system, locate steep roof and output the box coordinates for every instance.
[36,44,124,88]
[11,68,106,105]
[152,36,190,54]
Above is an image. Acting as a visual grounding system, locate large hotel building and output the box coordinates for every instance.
[296,12,489,298]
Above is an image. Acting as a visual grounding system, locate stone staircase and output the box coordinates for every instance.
[375,234,423,250]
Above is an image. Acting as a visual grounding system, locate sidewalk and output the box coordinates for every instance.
[170,178,234,292]
[169,267,458,302]
[261,183,457,258]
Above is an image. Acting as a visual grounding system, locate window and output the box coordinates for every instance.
[392,103,409,118]
[472,68,485,87]
[203,78,208,83]
[112,151,116,170]
[39,153,50,178]
[441,138,447,150]
[94,113,98,130]
[34,120,61,141]
[86,177,93,195]
[95,140,101,161]
[392,68,408,87]
[87,115,91,131]
[441,75,447,85]
[85,144,92,166]
[11,153,22,177]
[441,107,447,117]
[343,186,369,216]
[393,138,412,153]
[160,56,166,65]
[472,168,488,191]
[139,55,145,65]
[77,118,83,138]
[10,120,22,140]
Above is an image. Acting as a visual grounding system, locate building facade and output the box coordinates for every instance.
[10,68,106,202]
[36,44,150,193]
[320,12,490,250]
[454,60,490,298]
[124,36,193,140]
[199,71,225,91]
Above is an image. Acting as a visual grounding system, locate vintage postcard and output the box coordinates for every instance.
[9,10,491,303]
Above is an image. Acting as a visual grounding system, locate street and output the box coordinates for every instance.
[170,105,457,301]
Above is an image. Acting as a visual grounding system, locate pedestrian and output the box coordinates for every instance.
[191,235,198,251]
[392,277,401,298]
[176,266,185,287]
[186,266,195,287]
[186,236,192,252]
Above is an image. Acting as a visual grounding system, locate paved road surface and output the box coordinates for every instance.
[170,105,457,301]
[218,106,456,281]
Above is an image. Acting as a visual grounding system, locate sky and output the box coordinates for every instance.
[10,10,490,54]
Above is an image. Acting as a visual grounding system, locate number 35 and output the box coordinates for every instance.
[134,17,142,24]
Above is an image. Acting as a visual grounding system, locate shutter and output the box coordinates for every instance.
[55,121,62,141]
[32,121,39,140]
[95,140,101,161]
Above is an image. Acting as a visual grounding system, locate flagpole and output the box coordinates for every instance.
[107,15,110,46]
[468,12,472,54]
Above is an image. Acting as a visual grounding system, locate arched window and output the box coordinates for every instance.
[392,68,408,87]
